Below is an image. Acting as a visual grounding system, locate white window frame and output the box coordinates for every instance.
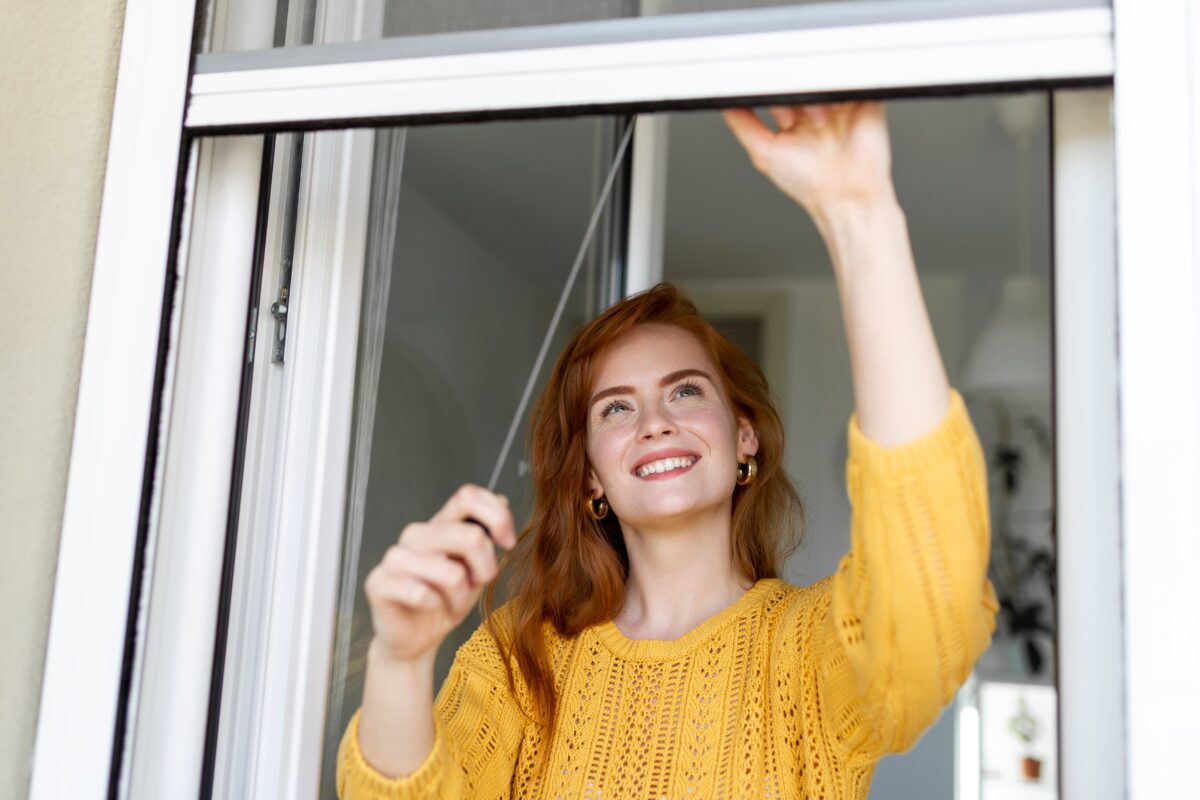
[1051,88,1122,799]
[1110,2,1200,793]
[31,0,1200,798]
[185,5,1113,130]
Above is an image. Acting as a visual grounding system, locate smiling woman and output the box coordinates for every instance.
[335,101,998,799]
[337,280,996,799]
[583,325,766,636]
[538,302,797,646]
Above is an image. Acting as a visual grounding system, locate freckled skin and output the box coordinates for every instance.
[585,323,758,534]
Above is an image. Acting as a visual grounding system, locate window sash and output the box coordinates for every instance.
[187,4,1113,131]
[1051,88,1123,799]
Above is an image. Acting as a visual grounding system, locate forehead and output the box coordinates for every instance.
[591,324,714,386]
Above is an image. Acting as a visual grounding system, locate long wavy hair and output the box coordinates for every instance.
[482,282,804,744]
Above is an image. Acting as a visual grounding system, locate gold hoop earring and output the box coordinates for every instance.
[588,495,609,520]
[736,456,758,486]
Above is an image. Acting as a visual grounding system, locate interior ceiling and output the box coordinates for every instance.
[401,90,1052,284]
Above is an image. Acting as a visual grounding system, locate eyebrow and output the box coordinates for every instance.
[589,368,714,409]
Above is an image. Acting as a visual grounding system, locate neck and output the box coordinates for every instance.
[613,502,753,640]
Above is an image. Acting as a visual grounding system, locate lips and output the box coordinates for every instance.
[631,448,702,478]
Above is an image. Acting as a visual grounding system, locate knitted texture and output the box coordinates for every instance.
[337,387,998,799]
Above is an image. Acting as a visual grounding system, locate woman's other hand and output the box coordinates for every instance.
[363,484,517,665]
[721,101,895,220]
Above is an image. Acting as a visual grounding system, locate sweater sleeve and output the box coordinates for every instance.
[336,616,527,800]
[816,386,999,758]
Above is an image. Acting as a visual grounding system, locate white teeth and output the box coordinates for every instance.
[636,456,696,478]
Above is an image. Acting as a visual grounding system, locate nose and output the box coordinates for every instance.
[637,401,676,440]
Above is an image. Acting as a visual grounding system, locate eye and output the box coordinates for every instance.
[600,399,630,418]
[675,381,704,399]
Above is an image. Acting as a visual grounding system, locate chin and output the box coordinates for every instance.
[621,495,720,526]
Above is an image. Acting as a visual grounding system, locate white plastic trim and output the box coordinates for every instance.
[123,135,265,800]
[210,134,295,800]
[1112,1,1200,796]
[626,113,669,293]
[1052,87,1124,799]
[187,8,1113,130]
[108,4,279,800]
[246,127,374,800]
[29,0,197,797]
[211,0,384,794]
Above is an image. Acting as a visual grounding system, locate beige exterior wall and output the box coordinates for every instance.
[0,1,127,795]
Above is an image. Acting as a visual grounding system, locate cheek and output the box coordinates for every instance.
[587,431,626,480]
[689,406,740,444]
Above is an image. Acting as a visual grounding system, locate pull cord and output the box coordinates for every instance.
[486,117,637,492]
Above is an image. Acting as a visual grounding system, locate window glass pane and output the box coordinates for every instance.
[661,92,1057,797]
[318,115,626,797]
[382,0,637,37]
[203,0,1108,53]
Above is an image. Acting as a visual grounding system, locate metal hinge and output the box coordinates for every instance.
[271,131,303,365]
[246,304,258,365]
[270,279,289,363]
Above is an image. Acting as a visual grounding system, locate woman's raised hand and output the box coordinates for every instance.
[364,484,517,665]
[721,101,895,218]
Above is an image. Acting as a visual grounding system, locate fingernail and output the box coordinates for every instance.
[496,493,509,506]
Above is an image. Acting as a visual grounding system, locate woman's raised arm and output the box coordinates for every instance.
[722,101,949,441]
[724,101,998,754]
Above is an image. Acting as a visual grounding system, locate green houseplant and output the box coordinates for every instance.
[987,405,1056,676]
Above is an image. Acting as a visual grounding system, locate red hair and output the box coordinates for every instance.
[482,282,804,747]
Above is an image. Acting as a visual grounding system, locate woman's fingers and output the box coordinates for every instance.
[429,484,516,548]
[833,101,860,133]
[731,100,880,141]
[799,104,828,129]
[723,97,893,212]
[767,105,797,131]
[368,570,443,613]
[818,100,881,139]
[363,484,520,664]
[379,547,474,618]
[725,103,831,162]
[399,521,499,588]
[721,107,775,162]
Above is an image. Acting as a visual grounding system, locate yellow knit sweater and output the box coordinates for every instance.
[337,387,998,799]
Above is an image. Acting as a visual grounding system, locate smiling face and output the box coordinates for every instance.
[584,323,759,529]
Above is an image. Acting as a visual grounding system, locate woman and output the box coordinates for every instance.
[337,101,999,798]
